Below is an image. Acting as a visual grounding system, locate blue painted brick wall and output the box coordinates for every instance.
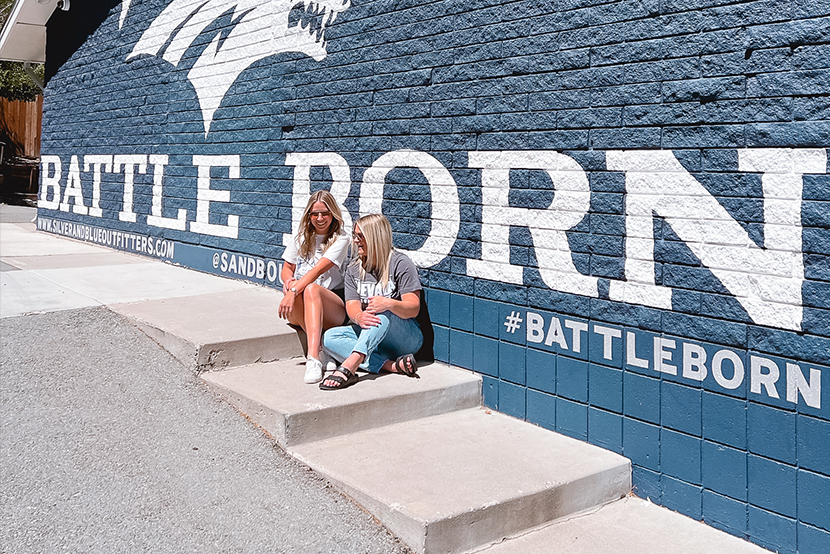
[39,0,830,551]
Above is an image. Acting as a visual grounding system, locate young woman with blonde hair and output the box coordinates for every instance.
[279,190,349,384]
[320,213,429,390]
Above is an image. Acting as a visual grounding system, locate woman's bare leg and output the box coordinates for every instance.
[302,284,346,359]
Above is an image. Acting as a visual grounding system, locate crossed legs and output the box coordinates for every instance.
[321,312,423,388]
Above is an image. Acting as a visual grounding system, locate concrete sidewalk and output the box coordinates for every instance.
[1,205,771,554]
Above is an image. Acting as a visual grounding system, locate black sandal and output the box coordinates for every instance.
[392,354,419,378]
[319,365,359,390]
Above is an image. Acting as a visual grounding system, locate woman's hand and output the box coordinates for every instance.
[354,309,381,328]
[363,293,420,320]
[278,291,296,319]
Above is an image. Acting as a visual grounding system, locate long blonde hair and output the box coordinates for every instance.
[355,214,393,287]
[298,190,344,259]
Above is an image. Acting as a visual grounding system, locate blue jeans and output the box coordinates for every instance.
[323,312,423,374]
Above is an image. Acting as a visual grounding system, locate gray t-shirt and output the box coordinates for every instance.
[345,251,421,309]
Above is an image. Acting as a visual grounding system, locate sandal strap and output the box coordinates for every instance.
[325,374,346,386]
[337,365,355,379]
[395,354,419,377]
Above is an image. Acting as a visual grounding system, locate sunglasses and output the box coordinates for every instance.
[352,231,365,242]
[310,210,331,218]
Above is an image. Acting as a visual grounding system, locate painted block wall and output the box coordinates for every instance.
[38,0,829,551]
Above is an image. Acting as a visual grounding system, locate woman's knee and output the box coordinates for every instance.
[323,326,340,342]
[303,283,323,301]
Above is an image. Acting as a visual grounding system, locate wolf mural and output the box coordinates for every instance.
[120,0,351,134]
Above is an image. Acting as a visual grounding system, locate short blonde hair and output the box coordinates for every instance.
[355,214,393,287]
[297,190,344,259]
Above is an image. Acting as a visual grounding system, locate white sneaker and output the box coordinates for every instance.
[304,357,324,384]
[319,349,338,373]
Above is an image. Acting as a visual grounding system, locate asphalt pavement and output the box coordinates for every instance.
[0,205,411,553]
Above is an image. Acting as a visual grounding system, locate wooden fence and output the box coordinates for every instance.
[0,96,42,160]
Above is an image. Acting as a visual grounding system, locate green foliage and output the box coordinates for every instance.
[0,61,44,102]
[0,0,13,28]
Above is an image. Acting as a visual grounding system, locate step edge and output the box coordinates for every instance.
[283,380,482,446]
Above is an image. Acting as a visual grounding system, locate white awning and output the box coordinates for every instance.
[0,0,57,63]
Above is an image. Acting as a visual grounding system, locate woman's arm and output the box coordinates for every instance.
[287,233,348,293]
[364,291,420,320]
[280,262,297,293]
[289,257,336,293]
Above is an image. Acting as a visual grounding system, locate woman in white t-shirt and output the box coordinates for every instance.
[279,190,350,384]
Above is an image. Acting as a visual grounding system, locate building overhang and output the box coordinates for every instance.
[0,0,57,63]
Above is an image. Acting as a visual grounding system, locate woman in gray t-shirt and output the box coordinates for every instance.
[320,214,423,390]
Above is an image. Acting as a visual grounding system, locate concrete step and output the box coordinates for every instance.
[471,496,770,554]
[289,408,631,554]
[110,288,303,372]
[202,359,482,446]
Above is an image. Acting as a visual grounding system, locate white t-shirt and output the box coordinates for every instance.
[282,231,350,290]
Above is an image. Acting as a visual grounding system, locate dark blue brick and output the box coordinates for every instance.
[748,506,796,554]
[632,466,662,503]
[557,355,589,403]
[662,476,703,520]
[747,403,795,464]
[557,397,588,441]
[662,429,702,484]
[449,329,474,370]
[527,389,557,432]
[624,372,661,424]
[747,455,796,518]
[449,293,474,332]
[527,288,591,321]
[798,469,830,531]
[590,299,663,332]
[473,297,501,338]
[624,418,660,471]
[473,335,499,378]
[499,342,526,386]
[798,415,830,475]
[703,490,747,538]
[662,125,746,149]
[702,392,746,449]
[591,127,662,149]
[663,76,746,103]
[482,375,498,410]
[475,279,527,307]
[526,347,556,394]
[590,254,625,280]
[588,407,623,454]
[499,380,526,420]
[703,441,747,501]
[662,381,702,436]
[798,523,830,554]
[748,326,830,370]
[804,254,830,282]
[589,363,623,413]
[425,288,449,327]
[803,280,830,310]
[746,121,830,148]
